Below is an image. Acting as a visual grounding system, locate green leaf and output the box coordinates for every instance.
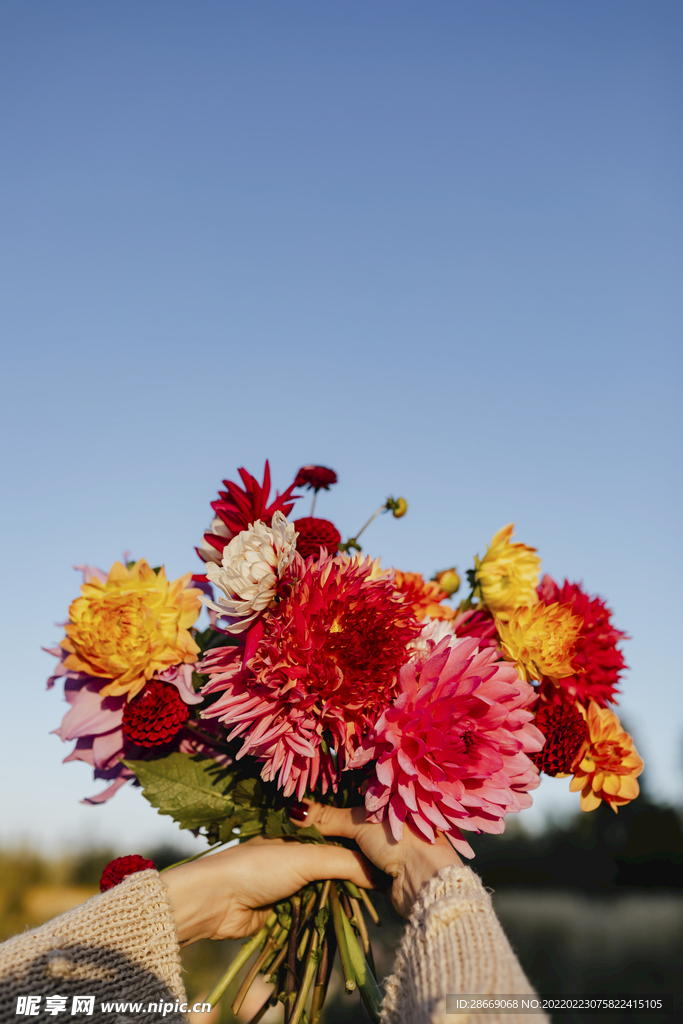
[124,753,236,830]
[294,824,326,844]
[233,777,262,807]
[264,808,296,838]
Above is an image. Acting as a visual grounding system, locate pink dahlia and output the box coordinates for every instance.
[197,462,300,566]
[536,575,627,707]
[350,636,544,857]
[200,554,422,800]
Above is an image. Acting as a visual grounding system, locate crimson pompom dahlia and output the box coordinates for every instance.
[122,678,190,746]
[536,575,627,707]
[530,701,586,776]
[350,636,544,857]
[294,465,338,491]
[197,462,300,566]
[100,854,156,891]
[200,554,421,800]
[294,517,342,559]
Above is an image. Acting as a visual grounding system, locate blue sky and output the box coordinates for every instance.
[1,0,681,853]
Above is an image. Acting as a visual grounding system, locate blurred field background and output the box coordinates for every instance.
[3,782,680,1024]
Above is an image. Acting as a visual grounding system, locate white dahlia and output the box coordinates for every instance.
[203,512,298,632]
[408,616,457,666]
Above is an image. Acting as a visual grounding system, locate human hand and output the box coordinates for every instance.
[162,836,376,945]
[291,803,462,918]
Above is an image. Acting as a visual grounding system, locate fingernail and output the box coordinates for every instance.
[289,801,309,821]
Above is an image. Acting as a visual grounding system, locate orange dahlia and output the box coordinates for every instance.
[200,553,422,799]
[497,601,582,682]
[393,570,455,621]
[569,701,643,811]
[61,560,201,700]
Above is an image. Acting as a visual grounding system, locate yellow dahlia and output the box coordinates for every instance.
[569,702,643,811]
[61,560,202,700]
[497,601,582,682]
[473,523,540,618]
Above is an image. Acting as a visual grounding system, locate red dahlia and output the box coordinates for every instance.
[530,701,586,776]
[100,854,156,892]
[537,575,627,707]
[198,461,300,564]
[200,554,422,799]
[122,679,190,746]
[452,606,499,650]
[294,465,338,491]
[294,517,342,559]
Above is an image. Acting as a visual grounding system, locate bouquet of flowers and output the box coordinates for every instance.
[46,461,643,1022]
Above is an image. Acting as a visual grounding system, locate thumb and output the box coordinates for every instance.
[296,802,368,840]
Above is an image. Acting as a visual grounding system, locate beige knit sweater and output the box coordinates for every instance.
[0,866,546,1024]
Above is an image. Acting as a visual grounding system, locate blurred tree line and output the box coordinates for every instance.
[469,789,683,891]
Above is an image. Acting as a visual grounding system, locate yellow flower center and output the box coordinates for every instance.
[497,601,582,681]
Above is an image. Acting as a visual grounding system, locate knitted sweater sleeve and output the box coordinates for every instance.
[379,864,550,1024]
[0,870,187,1024]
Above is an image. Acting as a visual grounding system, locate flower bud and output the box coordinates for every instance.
[391,497,408,518]
[434,568,461,596]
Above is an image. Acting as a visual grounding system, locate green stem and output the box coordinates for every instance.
[259,924,289,976]
[355,504,387,542]
[309,931,332,1024]
[263,939,289,983]
[289,928,320,1024]
[338,902,383,1022]
[344,882,381,926]
[296,925,310,961]
[284,895,302,1022]
[298,888,318,934]
[349,895,370,956]
[205,912,276,1008]
[329,882,356,992]
[231,924,283,1016]
[159,842,229,872]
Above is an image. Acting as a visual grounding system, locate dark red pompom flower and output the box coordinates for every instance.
[530,701,587,776]
[294,465,338,491]
[294,517,342,560]
[122,679,190,746]
[99,854,157,892]
[537,575,627,708]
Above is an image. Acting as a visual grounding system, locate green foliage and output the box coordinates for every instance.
[124,753,240,832]
[125,751,325,847]
[263,808,326,844]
